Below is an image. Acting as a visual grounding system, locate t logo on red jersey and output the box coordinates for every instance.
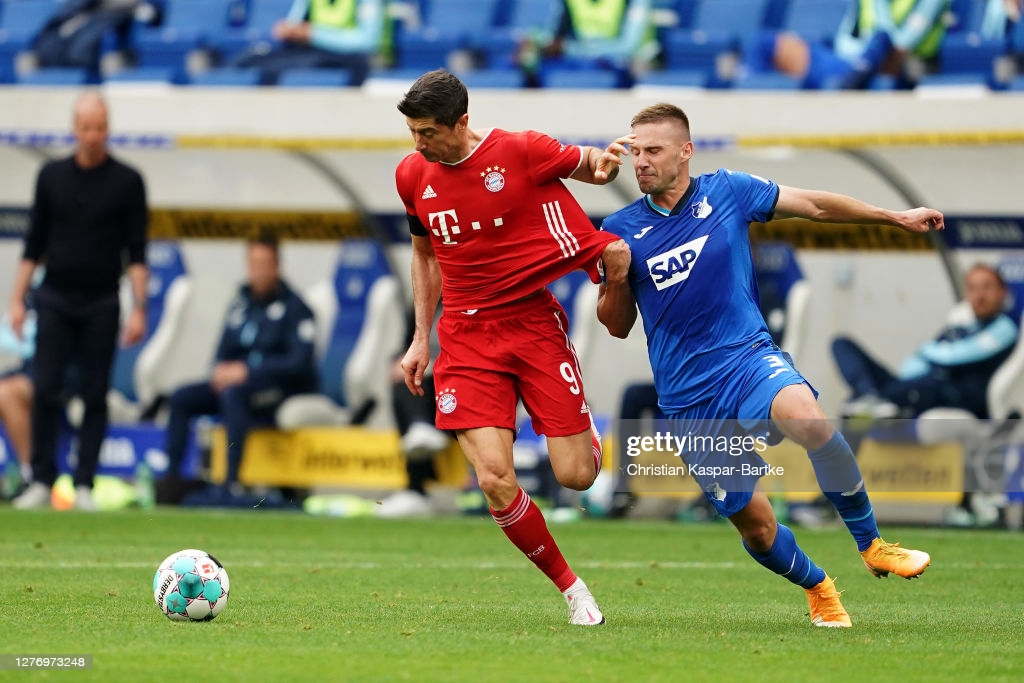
[428,209,505,246]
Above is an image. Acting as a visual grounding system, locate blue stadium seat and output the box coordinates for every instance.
[1013,14,1024,55]
[938,34,1007,77]
[752,241,810,360]
[110,241,189,404]
[662,0,770,71]
[275,240,405,430]
[394,0,501,69]
[540,67,621,89]
[17,66,91,85]
[105,66,178,83]
[548,269,593,331]
[781,0,848,44]
[189,67,263,86]
[733,70,803,89]
[277,67,353,87]
[0,0,62,72]
[459,68,526,88]
[477,0,564,67]
[210,0,293,62]
[132,0,231,74]
[915,72,992,89]
[635,68,710,88]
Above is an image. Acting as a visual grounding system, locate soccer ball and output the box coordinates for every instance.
[153,549,230,621]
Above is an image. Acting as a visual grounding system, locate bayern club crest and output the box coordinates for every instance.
[482,166,505,192]
[437,388,458,414]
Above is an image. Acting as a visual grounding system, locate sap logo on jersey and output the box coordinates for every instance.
[646,235,708,291]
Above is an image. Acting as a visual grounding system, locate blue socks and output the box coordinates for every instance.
[744,523,825,589]
[808,430,879,551]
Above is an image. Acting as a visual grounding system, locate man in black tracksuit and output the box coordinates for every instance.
[11,92,148,511]
[161,232,318,503]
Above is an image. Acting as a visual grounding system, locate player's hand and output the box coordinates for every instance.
[899,207,945,233]
[122,306,146,346]
[401,338,431,396]
[593,135,635,182]
[7,299,25,339]
[601,239,632,284]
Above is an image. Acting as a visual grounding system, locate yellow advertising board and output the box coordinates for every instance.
[209,427,467,489]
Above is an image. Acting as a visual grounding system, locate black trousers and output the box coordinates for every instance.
[31,286,120,488]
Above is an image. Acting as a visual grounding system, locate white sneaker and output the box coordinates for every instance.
[74,485,97,511]
[12,482,52,510]
[401,422,450,460]
[376,490,433,518]
[563,577,605,626]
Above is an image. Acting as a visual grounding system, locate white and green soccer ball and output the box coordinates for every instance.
[153,549,230,621]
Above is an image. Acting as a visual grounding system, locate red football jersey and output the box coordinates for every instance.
[395,128,619,311]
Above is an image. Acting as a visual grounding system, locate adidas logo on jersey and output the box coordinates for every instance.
[421,185,437,199]
[646,235,709,291]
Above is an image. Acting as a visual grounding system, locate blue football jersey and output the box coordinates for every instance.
[601,169,780,412]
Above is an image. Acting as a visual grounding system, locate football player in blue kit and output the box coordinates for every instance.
[598,103,940,628]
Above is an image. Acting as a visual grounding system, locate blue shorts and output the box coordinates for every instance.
[667,340,814,518]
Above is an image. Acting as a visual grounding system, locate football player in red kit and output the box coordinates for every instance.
[396,69,631,625]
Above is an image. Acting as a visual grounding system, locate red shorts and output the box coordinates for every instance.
[433,289,593,437]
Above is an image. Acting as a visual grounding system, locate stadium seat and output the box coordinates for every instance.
[571,282,654,419]
[912,258,1024,442]
[458,68,526,88]
[548,269,594,332]
[188,67,262,86]
[661,0,770,71]
[209,0,293,63]
[104,66,178,84]
[914,72,992,90]
[752,241,811,361]
[275,240,405,431]
[780,0,849,45]
[0,0,61,73]
[540,66,621,89]
[634,68,710,89]
[16,66,91,85]
[476,0,564,67]
[394,0,501,69]
[732,71,803,90]
[937,33,1007,77]
[277,67,354,87]
[131,0,231,75]
[108,241,190,418]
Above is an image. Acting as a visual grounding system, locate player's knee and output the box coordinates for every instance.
[741,520,776,553]
[557,461,597,492]
[475,464,518,502]
[795,419,834,451]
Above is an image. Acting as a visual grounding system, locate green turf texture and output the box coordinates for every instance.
[1,509,1021,682]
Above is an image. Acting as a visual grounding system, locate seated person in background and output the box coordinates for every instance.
[833,263,1018,419]
[744,0,949,89]
[0,367,34,499]
[375,308,449,518]
[517,0,657,87]
[157,232,317,504]
[231,0,386,86]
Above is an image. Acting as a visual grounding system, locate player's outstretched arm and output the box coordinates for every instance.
[597,240,637,338]
[402,235,441,396]
[571,135,635,185]
[773,185,944,233]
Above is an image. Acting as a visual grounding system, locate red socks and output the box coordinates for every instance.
[491,488,577,592]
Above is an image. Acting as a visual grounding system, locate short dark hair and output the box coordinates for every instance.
[967,262,1006,289]
[397,69,468,128]
[248,229,279,259]
[631,103,691,138]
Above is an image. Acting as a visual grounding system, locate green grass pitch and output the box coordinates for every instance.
[1,509,1022,682]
